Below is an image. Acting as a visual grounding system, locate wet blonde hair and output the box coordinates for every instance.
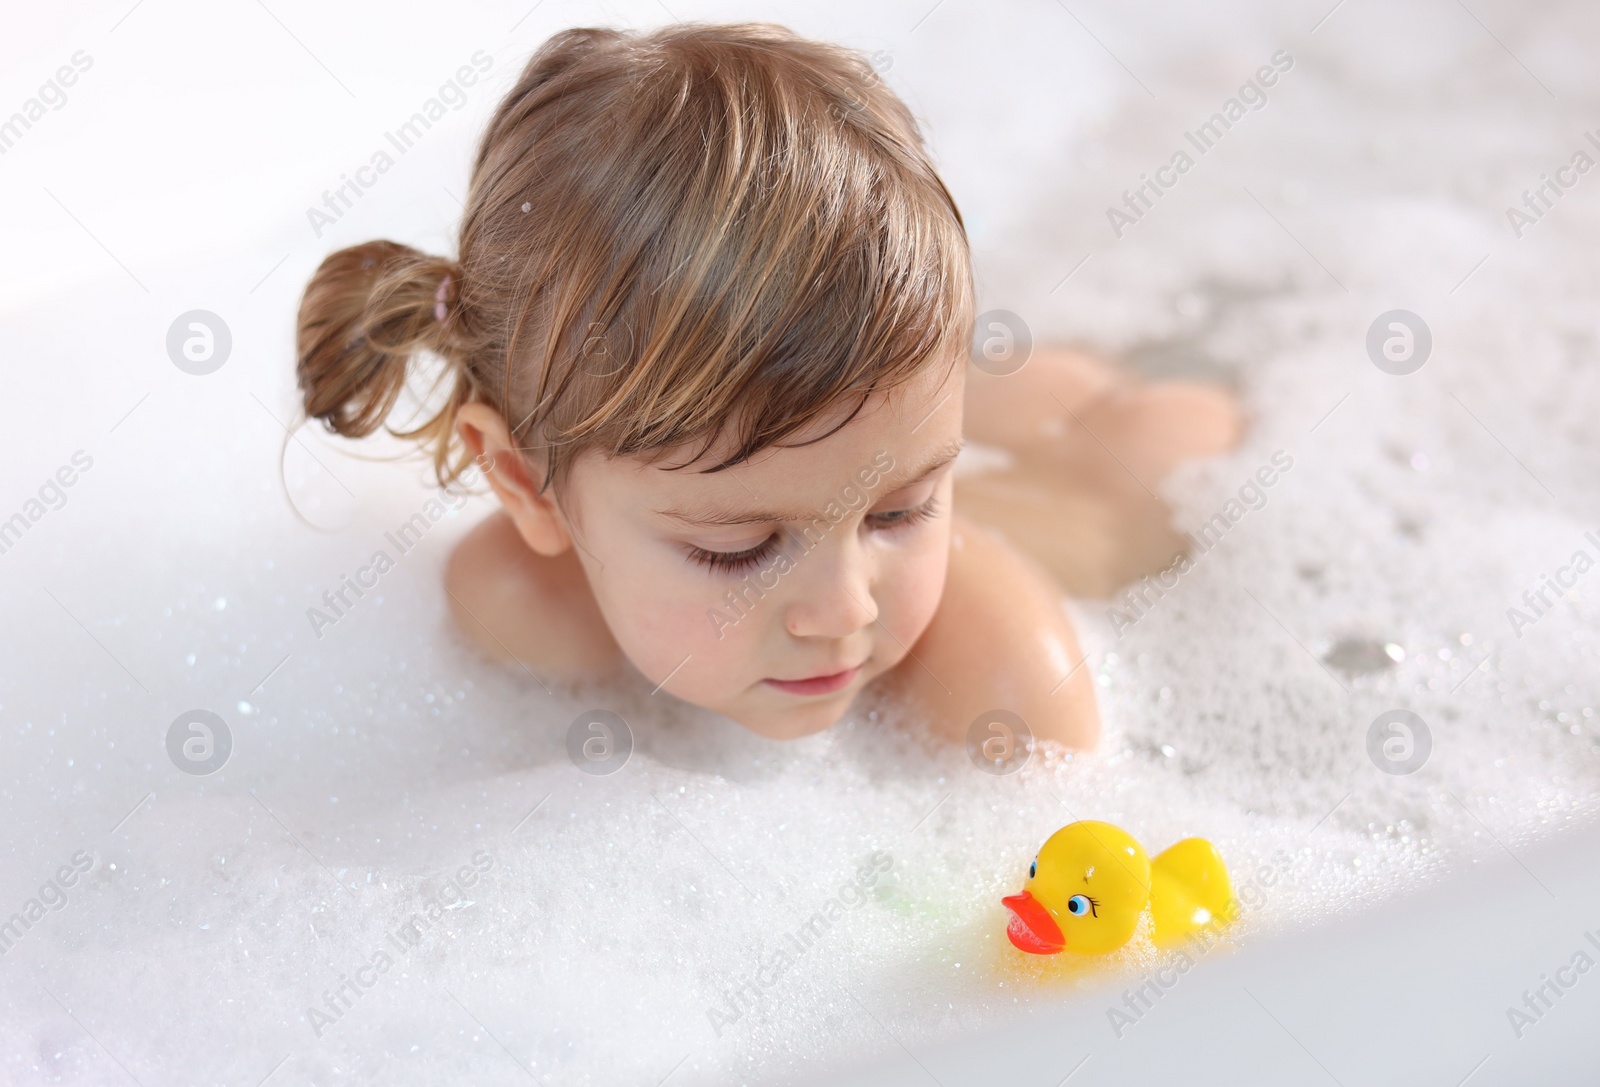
[295,22,974,501]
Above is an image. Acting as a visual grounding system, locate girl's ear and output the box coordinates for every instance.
[456,402,573,557]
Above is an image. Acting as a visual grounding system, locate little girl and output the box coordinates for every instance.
[294,23,1237,746]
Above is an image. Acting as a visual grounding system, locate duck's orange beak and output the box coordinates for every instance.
[1002,890,1065,954]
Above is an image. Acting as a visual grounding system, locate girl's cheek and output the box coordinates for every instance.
[652,593,763,705]
[627,565,759,671]
[880,530,949,643]
[587,561,690,668]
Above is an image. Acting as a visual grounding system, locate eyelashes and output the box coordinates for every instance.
[685,495,942,575]
[689,536,786,576]
[864,495,942,531]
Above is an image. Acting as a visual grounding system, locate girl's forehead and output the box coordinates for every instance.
[578,364,965,521]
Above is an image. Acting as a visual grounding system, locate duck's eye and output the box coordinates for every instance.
[1028,860,1037,879]
[1066,894,1092,916]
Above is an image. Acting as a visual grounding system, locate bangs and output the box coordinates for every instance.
[482,25,974,493]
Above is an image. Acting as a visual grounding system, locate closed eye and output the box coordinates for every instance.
[685,533,786,575]
[865,493,941,532]
[684,495,941,575]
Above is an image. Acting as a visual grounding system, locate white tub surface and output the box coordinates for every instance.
[3,1,1598,1084]
[806,821,1600,1087]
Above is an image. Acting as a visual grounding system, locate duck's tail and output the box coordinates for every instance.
[1148,837,1237,949]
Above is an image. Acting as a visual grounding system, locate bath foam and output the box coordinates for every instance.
[3,1,1600,1084]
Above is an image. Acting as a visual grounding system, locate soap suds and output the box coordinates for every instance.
[2,2,1598,1084]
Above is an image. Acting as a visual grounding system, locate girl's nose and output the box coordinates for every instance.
[783,537,879,639]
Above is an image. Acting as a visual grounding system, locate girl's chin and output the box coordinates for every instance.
[726,694,856,741]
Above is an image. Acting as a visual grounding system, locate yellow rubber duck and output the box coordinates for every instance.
[1001,820,1236,955]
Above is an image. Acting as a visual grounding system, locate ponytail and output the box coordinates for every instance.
[295,239,473,485]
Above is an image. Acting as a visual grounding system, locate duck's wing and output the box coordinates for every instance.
[1148,837,1237,948]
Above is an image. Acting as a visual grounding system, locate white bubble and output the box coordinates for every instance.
[11,18,1600,1081]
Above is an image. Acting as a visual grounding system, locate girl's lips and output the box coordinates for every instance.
[763,664,862,697]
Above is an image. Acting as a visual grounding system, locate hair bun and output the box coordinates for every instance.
[296,240,462,441]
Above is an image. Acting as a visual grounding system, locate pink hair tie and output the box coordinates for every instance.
[434,274,452,322]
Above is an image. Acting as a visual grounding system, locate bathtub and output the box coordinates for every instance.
[806,820,1600,1086]
[4,0,1598,1083]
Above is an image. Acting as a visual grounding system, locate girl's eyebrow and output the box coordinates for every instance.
[655,438,965,527]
